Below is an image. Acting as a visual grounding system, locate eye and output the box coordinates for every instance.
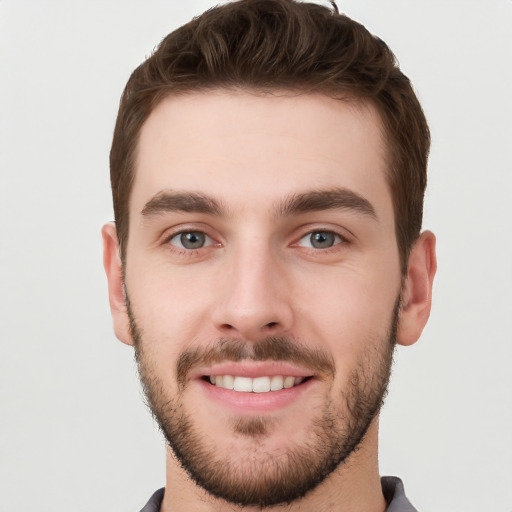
[298,230,342,249]
[168,231,213,250]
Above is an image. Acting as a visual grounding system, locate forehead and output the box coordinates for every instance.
[131,90,392,222]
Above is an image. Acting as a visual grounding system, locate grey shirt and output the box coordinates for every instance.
[139,476,418,511]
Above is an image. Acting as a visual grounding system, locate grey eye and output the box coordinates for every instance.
[169,231,211,249]
[299,231,341,249]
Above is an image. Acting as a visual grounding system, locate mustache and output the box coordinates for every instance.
[176,336,335,389]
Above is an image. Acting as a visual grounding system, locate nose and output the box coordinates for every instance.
[212,243,294,341]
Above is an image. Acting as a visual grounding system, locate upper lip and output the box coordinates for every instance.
[189,361,316,380]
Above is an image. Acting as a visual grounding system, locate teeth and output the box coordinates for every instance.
[233,376,252,392]
[221,375,234,390]
[252,376,271,393]
[283,376,295,389]
[208,375,306,393]
[270,375,284,391]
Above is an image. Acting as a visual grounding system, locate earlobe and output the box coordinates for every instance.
[397,230,437,347]
[101,222,133,346]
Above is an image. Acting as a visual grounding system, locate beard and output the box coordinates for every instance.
[128,298,398,508]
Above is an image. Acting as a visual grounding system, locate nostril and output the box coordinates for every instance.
[266,322,278,328]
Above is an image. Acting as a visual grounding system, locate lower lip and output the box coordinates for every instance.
[198,378,314,413]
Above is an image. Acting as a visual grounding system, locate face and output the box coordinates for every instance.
[115,91,405,506]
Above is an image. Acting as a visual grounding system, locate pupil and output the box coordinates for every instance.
[181,232,204,249]
[311,232,334,248]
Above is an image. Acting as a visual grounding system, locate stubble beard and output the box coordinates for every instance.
[128,299,398,508]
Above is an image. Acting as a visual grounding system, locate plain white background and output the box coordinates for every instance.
[1,1,511,511]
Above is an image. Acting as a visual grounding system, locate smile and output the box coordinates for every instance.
[208,375,307,393]
[197,365,316,412]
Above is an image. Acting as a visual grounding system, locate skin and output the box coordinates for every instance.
[103,91,436,511]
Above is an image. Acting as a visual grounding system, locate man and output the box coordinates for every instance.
[102,1,436,510]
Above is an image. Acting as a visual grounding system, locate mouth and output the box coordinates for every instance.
[204,374,311,393]
[192,362,317,412]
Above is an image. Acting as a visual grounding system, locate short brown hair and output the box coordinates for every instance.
[110,0,430,273]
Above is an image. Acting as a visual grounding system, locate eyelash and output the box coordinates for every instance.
[294,229,348,251]
[163,229,217,256]
[162,227,348,256]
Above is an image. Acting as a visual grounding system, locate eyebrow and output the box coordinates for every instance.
[141,191,223,217]
[140,187,377,220]
[275,188,377,220]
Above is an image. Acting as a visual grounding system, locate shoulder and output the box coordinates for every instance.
[381,476,419,512]
[138,480,417,511]
[139,488,165,512]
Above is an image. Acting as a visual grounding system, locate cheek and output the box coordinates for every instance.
[127,261,216,339]
[292,267,398,360]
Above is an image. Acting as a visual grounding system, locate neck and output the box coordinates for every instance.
[160,418,387,512]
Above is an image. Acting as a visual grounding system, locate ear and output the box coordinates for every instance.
[397,230,437,346]
[101,222,133,346]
